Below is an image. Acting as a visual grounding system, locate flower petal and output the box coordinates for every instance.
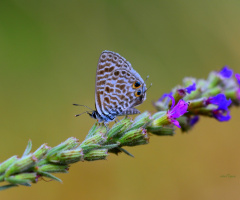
[237,88,240,100]
[185,83,196,94]
[168,99,188,119]
[172,119,181,128]
[189,116,199,127]
[207,94,231,111]
[213,110,231,122]
[219,66,233,78]
[235,74,240,85]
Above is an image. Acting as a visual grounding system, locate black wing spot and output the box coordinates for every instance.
[114,71,120,76]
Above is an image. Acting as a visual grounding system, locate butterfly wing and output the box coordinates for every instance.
[120,108,141,116]
[101,68,146,118]
[95,51,133,118]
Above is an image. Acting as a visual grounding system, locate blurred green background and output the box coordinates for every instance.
[0,0,240,199]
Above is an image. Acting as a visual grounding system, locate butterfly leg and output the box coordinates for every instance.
[115,117,120,123]
[103,122,110,132]
[115,117,123,125]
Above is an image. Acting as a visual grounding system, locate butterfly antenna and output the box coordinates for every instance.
[145,75,149,82]
[142,75,149,87]
[72,104,94,111]
[142,75,150,93]
[75,111,90,117]
[145,83,152,92]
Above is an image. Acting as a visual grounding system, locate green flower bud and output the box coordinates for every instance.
[186,79,207,100]
[86,124,107,139]
[224,89,239,101]
[80,144,101,152]
[107,117,132,140]
[84,149,108,161]
[187,98,206,110]
[0,156,18,174]
[128,112,152,131]
[152,111,166,120]
[183,77,197,87]
[0,175,4,182]
[172,89,186,105]
[5,173,37,186]
[37,164,68,173]
[5,154,37,177]
[118,128,149,146]
[46,137,79,159]
[207,71,221,88]
[48,149,84,164]
[202,87,221,97]
[147,126,175,136]
[190,107,214,116]
[80,133,106,150]
[33,144,51,160]
[151,113,169,127]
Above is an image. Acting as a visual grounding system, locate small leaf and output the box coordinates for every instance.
[22,140,32,157]
[87,122,101,138]
[0,184,18,191]
[38,171,62,182]
[118,148,134,157]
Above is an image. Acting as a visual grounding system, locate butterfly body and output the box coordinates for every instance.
[89,50,147,123]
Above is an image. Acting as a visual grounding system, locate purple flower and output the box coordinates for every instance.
[206,94,232,110]
[212,110,231,121]
[234,74,240,100]
[176,83,197,98]
[235,74,240,85]
[219,66,233,78]
[206,94,232,122]
[168,95,175,109]
[189,115,199,127]
[167,99,189,128]
[158,92,173,102]
[237,88,240,100]
[185,83,196,94]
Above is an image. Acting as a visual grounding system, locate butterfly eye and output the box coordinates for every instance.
[135,90,142,97]
[133,81,141,89]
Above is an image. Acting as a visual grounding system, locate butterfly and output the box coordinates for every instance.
[75,50,148,123]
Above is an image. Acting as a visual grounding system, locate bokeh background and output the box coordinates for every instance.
[0,1,240,199]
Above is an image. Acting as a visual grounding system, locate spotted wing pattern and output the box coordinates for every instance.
[95,50,146,122]
[101,69,145,118]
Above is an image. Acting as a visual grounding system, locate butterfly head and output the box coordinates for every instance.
[73,104,98,119]
[88,111,97,119]
[131,81,147,106]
